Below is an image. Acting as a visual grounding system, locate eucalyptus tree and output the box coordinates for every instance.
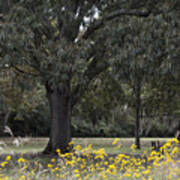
[0,0,170,154]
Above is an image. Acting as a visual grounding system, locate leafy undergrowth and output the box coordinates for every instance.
[0,138,179,180]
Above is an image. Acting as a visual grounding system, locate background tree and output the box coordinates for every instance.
[110,4,180,148]
[0,64,46,136]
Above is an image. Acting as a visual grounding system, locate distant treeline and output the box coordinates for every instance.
[0,107,178,138]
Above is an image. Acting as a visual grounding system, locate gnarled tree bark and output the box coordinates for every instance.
[43,82,72,154]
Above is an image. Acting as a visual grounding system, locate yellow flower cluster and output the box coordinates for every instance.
[0,138,179,179]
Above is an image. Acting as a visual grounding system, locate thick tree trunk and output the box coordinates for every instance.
[43,83,72,154]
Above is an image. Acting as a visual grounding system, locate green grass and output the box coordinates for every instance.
[0,137,171,154]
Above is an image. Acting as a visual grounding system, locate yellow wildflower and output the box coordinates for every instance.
[51,169,56,173]
[134,172,140,178]
[74,145,82,151]
[87,144,92,150]
[172,138,179,144]
[0,162,8,167]
[95,154,105,160]
[60,174,65,178]
[123,173,131,177]
[17,158,26,163]
[5,156,11,161]
[115,144,122,149]
[47,163,53,168]
[150,150,159,156]
[75,174,80,178]
[148,176,153,180]
[171,146,178,155]
[66,160,74,166]
[56,149,61,154]
[95,148,107,156]
[109,164,116,170]
[69,141,74,145]
[100,172,108,179]
[51,158,56,163]
[131,144,137,150]
[74,169,79,174]
[164,141,171,149]
[142,169,151,175]
[112,138,120,145]
[104,161,108,165]
[20,175,26,180]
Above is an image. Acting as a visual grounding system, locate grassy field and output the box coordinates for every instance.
[0,137,172,154]
[0,137,179,180]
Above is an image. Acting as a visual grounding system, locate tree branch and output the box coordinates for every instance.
[71,55,109,108]
[82,9,150,39]
[13,66,39,76]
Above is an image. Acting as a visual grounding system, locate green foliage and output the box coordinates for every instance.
[0,0,179,139]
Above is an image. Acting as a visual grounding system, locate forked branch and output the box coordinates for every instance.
[82,9,150,39]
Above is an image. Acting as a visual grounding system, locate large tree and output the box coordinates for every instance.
[0,0,176,154]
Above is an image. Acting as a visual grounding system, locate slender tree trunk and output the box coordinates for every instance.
[43,82,72,154]
[135,82,141,149]
[175,123,180,141]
